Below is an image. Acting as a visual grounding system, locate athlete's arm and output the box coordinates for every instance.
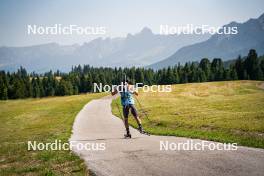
[111,88,118,96]
[128,84,138,96]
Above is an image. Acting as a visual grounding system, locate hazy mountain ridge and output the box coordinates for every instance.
[148,13,264,69]
[0,27,209,72]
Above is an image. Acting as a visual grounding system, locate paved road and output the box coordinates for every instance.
[70,95,264,176]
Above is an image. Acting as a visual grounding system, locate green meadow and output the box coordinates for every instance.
[112,81,264,148]
[1,80,264,176]
[0,93,104,175]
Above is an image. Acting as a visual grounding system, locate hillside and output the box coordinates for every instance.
[0,28,209,72]
[112,81,264,148]
[149,13,264,69]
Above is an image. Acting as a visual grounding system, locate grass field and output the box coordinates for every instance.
[112,80,264,148]
[0,93,104,175]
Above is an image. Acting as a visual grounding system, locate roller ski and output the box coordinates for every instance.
[124,133,132,138]
[124,128,132,138]
[138,125,150,136]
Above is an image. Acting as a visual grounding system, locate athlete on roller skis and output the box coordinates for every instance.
[111,78,148,138]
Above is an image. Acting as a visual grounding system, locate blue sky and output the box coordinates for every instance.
[0,0,264,46]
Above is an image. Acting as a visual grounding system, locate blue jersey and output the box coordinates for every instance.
[120,91,135,106]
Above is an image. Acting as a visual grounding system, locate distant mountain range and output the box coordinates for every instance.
[149,13,264,69]
[1,13,264,72]
[0,27,209,72]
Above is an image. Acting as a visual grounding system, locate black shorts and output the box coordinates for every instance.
[123,104,138,119]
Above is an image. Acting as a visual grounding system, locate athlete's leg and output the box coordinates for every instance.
[123,105,130,136]
[130,104,143,131]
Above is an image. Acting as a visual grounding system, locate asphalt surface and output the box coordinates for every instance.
[70,95,264,176]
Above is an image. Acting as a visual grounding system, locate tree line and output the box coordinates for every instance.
[0,49,264,100]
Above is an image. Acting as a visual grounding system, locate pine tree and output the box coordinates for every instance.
[199,58,210,81]
[211,58,224,81]
[25,77,32,97]
[32,78,40,98]
[197,68,206,82]
[230,67,238,80]
[0,77,8,100]
[165,67,174,84]
[56,80,73,96]
[73,85,79,95]
[13,78,25,99]
[173,67,179,84]
[37,77,45,97]
[260,59,264,73]
[224,69,231,81]
[135,68,144,83]
[235,55,244,79]
[244,49,259,80]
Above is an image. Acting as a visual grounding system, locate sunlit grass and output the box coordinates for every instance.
[112,80,264,148]
[0,93,104,175]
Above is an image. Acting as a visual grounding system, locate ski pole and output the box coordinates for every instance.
[134,95,151,121]
[115,97,125,125]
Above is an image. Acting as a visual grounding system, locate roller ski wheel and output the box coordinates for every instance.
[140,131,150,136]
[138,128,150,136]
[124,133,132,138]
